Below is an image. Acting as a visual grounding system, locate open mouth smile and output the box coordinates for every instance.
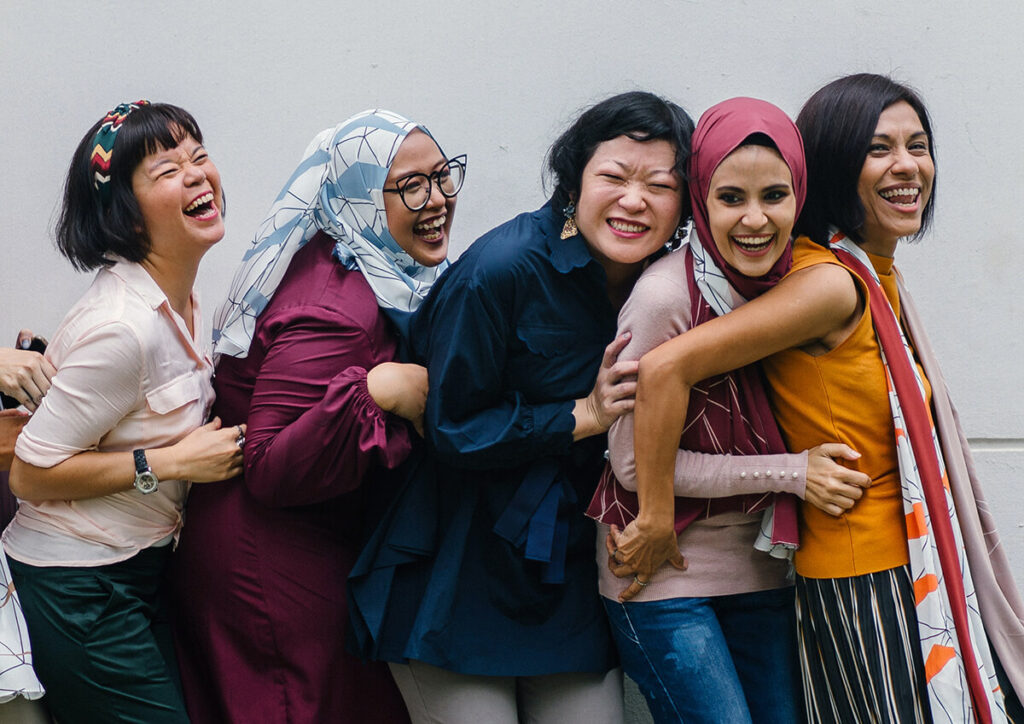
[414,214,446,242]
[731,233,775,256]
[878,185,921,208]
[184,191,217,220]
[607,218,650,237]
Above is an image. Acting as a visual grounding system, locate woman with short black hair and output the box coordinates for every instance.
[350,91,694,723]
[5,100,243,723]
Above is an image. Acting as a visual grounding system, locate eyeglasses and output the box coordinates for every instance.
[382,155,467,211]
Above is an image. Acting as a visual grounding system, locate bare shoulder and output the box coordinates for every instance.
[770,261,862,352]
[774,261,859,320]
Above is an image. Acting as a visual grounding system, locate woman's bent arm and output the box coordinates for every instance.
[613,263,860,596]
[241,306,413,508]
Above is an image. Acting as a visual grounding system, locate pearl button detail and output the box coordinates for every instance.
[740,472,746,479]
[792,472,799,480]
[753,472,760,479]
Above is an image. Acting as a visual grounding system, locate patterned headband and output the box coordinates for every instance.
[90,100,150,205]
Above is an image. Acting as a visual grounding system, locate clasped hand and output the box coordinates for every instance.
[605,520,687,602]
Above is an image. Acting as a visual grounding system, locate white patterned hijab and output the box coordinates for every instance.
[213,109,450,359]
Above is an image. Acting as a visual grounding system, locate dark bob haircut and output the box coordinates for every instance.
[547,91,695,220]
[794,73,936,246]
[56,103,205,271]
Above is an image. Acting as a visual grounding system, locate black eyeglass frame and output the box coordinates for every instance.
[382,155,467,211]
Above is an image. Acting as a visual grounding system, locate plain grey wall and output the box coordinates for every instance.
[1,5,1021,718]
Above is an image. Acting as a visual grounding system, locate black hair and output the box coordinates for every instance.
[739,132,778,151]
[56,103,205,271]
[794,73,936,246]
[547,91,695,221]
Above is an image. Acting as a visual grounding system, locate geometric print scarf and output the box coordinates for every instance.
[213,109,448,359]
[830,232,1005,723]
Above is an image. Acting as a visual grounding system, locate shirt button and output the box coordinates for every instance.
[740,472,746,479]
[792,472,799,480]
[753,472,760,479]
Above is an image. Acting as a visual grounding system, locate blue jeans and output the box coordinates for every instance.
[603,587,802,724]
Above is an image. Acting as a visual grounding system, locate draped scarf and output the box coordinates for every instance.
[830,232,1006,723]
[588,97,804,556]
[213,109,449,359]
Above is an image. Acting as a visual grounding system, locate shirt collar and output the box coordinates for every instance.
[107,259,210,367]
[107,258,169,310]
[540,201,594,275]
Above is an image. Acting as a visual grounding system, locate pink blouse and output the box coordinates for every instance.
[4,261,213,566]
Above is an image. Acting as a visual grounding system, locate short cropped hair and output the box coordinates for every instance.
[794,73,936,246]
[56,103,205,271]
[547,91,695,221]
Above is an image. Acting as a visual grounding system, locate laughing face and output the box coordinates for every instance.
[131,132,224,264]
[574,135,683,277]
[706,144,796,278]
[856,100,935,256]
[383,129,454,268]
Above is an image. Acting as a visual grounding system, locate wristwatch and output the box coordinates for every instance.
[132,449,159,494]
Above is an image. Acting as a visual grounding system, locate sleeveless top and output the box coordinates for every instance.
[762,237,930,579]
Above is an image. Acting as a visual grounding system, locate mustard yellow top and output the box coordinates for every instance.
[762,237,930,579]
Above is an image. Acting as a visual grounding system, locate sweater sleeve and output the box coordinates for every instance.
[608,256,807,498]
[241,305,412,508]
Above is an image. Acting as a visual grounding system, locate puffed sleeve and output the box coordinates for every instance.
[608,259,807,498]
[419,271,575,470]
[241,305,412,508]
[16,322,144,467]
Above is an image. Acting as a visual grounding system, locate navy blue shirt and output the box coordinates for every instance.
[350,203,619,675]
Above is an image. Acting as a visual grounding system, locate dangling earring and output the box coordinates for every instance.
[560,200,578,240]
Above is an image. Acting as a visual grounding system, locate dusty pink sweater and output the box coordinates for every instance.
[597,249,805,601]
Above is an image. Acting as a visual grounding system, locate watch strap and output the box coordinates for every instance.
[133,448,149,473]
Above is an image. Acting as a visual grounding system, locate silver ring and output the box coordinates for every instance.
[236,436,246,449]
[611,549,622,564]
[633,575,649,588]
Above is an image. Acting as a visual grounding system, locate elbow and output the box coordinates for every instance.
[8,458,44,502]
[637,351,689,402]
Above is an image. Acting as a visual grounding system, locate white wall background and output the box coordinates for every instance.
[2,0,1021,623]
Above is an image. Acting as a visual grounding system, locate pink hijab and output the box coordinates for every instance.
[676,97,807,540]
[687,96,806,304]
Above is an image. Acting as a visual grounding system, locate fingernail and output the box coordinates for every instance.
[19,339,31,350]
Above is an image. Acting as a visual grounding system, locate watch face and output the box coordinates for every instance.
[135,471,159,494]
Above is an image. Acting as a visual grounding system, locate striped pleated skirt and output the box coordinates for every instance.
[795,565,931,723]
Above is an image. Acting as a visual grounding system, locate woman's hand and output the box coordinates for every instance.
[151,417,245,483]
[573,333,638,440]
[804,443,872,517]
[367,362,428,435]
[606,520,687,602]
[0,334,56,412]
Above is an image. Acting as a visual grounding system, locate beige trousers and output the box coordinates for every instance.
[389,659,624,724]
